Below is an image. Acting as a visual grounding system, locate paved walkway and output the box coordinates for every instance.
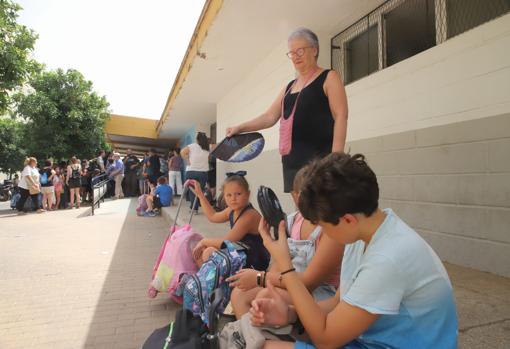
[0,199,508,348]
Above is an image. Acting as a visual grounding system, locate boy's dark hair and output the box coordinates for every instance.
[196,132,210,151]
[44,159,52,167]
[98,150,105,156]
[174,147,181,155]
[157,176,167,185]
[299,153,379,225]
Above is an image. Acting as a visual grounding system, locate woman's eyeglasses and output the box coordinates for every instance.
[286,46,313,59]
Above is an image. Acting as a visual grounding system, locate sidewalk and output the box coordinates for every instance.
[0,199,508,348]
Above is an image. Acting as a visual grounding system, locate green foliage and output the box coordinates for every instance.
[14,68,110,161]
[0,0,40,114]
[0,117,26,174]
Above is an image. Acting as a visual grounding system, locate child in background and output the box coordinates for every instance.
[189,172,270,271]
[251,153,458,349]
[145,176,174,217]
[53,165,63,210]
[228,167,343,319]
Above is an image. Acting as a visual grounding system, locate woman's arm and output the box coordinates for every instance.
[226,87,286,137]
[201,210,260,249]
[324,70,348,152]
[181,146,190,162]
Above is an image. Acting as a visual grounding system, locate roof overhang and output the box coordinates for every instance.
[156,0,386,139]
[106,114,177,155]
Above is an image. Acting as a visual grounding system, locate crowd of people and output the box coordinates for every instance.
[13,137,217,216]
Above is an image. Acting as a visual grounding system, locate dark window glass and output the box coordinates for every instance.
[447,0,510,38]
[384,0,436,67]
[345,25,378,84]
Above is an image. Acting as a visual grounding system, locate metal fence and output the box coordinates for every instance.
[91,173,109,215]
[332,0,510,85]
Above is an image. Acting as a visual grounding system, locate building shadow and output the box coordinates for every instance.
[82,198,180,349]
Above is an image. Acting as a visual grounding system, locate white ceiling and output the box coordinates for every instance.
[159,0,386,139]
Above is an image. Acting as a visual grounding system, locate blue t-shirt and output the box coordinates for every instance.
[154,184,173,207]
[339,209,458,349]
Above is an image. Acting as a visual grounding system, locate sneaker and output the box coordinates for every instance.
[36,209,45,214]
[145,211,157,217]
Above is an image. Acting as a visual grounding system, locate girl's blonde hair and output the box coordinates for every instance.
[24,157,37,166]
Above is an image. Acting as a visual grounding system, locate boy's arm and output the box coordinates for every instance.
[283,272,378,348]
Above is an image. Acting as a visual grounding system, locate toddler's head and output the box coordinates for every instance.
[222,172,250,211]
[291,167,308,207]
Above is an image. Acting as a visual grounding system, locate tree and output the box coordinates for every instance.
[0,117,26,175]
[14,68,110,161]
[0,0,40,114]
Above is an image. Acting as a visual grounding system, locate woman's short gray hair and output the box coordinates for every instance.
[288,27,319,59]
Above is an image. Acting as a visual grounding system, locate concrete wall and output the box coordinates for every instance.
[350,113,510,277]
[215,15,510,276]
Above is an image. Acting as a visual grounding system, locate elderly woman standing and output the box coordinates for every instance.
[17,157,44,214]
[227,28,348,192]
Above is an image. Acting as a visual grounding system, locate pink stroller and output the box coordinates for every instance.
[148,182,203,302]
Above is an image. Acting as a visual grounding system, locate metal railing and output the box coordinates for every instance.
[91,173,109,215]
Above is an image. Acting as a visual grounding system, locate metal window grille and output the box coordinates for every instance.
[332,0,510,85]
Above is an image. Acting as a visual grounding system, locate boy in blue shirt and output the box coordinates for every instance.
[146,176,173,216]
[252,153,458,349]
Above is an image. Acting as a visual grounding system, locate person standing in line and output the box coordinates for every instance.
[159,152,169,180]
[53,165,64,210]
[123,149,140,197]
[67,157,82,209]
[96,149,106,173]
[146,149,161,185]
[111,152,125,199]
[182,132,210,213]
[168,148,184,196]
[16,157,44,214]
[40,159,56,211]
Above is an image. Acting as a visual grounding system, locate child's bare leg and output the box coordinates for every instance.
[202,247,217,262]
[231,286,262,319]
[146,195,154,211]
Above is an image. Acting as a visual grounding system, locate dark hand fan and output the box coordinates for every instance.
[212,132,265,163]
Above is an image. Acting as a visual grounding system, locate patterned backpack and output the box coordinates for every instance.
[180,241,247,325]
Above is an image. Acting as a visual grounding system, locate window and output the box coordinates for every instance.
[345,25,378,83]
[332,0,510,85]
[446,0,510,38]
[384,0,436,67]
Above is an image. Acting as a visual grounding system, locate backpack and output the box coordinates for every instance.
[71,166,81,179]
[181,241,247,325]
[148,224,203,302]
[88,159,98,172]
[40,171,49,185]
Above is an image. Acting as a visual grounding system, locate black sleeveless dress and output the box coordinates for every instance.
[281,69,334,192]
[229,204,270,270]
